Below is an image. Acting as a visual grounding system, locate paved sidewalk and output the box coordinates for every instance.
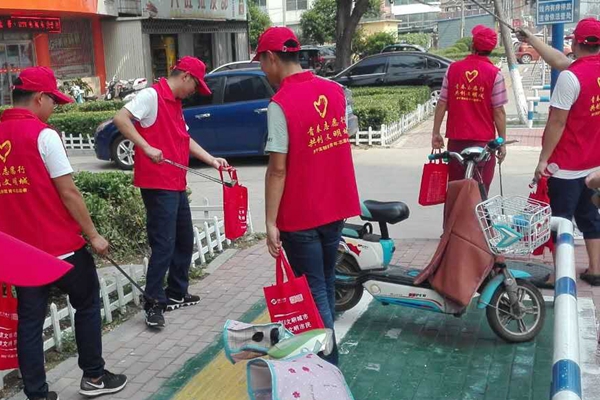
[9,238,598,400]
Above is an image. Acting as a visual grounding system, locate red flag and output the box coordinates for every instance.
[0,231,73,287]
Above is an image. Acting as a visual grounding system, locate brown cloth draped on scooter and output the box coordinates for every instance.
[414,179,495,307]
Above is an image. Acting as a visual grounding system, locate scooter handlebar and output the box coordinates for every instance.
[428,151,449,161]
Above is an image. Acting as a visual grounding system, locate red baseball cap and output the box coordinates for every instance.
[573,18,600,45]
[252,27,301,61]
[472,25,498,52]
[173,56,211,95]
[13,67,73,104]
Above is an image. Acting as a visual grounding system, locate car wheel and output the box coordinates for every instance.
[111,135,134,170]
[520,54,533,64]
[430,87,441,106]
[567,53,575,60]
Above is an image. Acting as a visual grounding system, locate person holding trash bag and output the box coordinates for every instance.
[257,26,361,366]
[0,67,127,400]
[114,56,228,328]
[431,25,508,193]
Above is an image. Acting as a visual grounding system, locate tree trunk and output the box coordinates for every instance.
[492,0,528,124]
[334,0,370,71]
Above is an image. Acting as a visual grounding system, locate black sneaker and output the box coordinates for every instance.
[79,370,127,397]
[29,392,59,400]
[166,293,200,311]
[145,305,165,328]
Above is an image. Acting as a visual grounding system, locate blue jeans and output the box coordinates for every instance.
[141,189,194,308]
[16,247,105,399]
[280,220,344,365]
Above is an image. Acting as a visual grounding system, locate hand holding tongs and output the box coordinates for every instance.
[163,159,237,187]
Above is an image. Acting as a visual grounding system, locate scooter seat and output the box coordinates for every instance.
[361,200,410,224]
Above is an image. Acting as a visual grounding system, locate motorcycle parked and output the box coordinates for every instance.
[105,75,148,101]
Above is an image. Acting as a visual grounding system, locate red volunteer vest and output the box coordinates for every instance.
[272,72,360,232]
[133,78,190,191]
[0,108,85,257]
[446,54,499,141]
[548,55,600,171]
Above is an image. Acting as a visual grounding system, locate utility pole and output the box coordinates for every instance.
[492,0,528,123]
[282,0,287,26]
[460,0,466,38]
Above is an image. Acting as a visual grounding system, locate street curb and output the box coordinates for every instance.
[204,248,238,275]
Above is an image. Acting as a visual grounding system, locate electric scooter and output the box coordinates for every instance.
[335,138,550,343]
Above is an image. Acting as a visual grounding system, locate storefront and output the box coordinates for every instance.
[0,1,115,104]
[102,0,249,83]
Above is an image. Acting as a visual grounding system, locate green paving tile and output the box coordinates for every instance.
[339,300,555,400]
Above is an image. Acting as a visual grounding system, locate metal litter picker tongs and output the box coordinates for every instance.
[164,159,237,187]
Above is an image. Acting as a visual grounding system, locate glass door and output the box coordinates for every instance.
[0,42,35,106]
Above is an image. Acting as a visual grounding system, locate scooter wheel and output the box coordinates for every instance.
[335,256,363,312]
[486,279,546,343]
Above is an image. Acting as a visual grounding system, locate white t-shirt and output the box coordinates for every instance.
[37,128,76,259]
[124,87,189,130]
[549,70,599,179]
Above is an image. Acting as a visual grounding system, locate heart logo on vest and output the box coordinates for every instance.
[0,140,11,163]
[465,70,479,83]
[313,95,328,119]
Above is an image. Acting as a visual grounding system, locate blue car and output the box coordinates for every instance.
[94,70,359,170]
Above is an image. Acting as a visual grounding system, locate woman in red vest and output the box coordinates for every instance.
[0,67,127,400]
[113,57,228,328]
[255,27,360,365]
[431,25,508,193]
[531,19,600,286]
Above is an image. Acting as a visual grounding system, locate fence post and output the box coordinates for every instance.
[115,273,126,313]
[194,226,206,264]
[99,278,112,323]
[213,216,223,252]
[247,208,254,235]
[368,127,373,146]
[50,303,62,351]
[66,296,75,332]
[204,221,214,256]
[143,257,149,277]
[203,197,210,219]
[129,265,140,306]
[355,130,361,145]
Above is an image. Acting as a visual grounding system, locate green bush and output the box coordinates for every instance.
[48,111,115,137]
[352,86,431,130]
[453,42,470,52]
[54,101,126,114]
[74,171,148,262]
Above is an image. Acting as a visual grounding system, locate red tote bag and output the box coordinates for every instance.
[418,149,449,206]
[0,283,19,370]
[221,167,248,240]
[263,254,325,335]
[529,177,554,255]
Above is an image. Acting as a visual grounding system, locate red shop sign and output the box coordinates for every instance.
[0,17,62,33]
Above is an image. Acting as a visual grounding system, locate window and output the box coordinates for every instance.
[349,58,386,76]
[48,19,94,79]
[427,59,443,69]
[286,0,307,11]
[387,55,426,74]
[183,77,224,108]
[231,62,259,70]
[224,75,271,103]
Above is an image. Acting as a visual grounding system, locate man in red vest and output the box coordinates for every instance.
[0,67,127,400]
[114,57,228,328]
[432,25,508,193]
[255,27,360,365]
[532,18,600,286]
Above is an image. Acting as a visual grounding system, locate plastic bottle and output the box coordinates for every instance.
[529,163,559,188]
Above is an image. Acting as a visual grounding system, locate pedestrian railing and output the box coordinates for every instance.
[0,198,252,389]
[61,132,95,150]
[550,217,582,400]
[353,99,435,147]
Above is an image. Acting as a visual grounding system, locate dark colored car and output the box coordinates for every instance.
[299,46,337,76]
[381,44,427,53]
[94,70,359,170]
[332,52,451,100]
[209,61,260,74]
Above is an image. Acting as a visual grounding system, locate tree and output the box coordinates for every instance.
[300,0,337,45]
[249,1,272,50]
[397,33,432,49]
[335,0,383,70]
[353,31,397,58]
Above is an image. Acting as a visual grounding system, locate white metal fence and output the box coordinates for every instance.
[61,132,95,150]
[0,198,253,389]
[353,99,435,147]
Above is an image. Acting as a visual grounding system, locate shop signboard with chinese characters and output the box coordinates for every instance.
[0,17,61,33]
[537,0,574,25]
[143,0,248,21]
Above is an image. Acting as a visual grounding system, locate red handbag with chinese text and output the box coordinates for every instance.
[221,167,248,240]
[418,149,449,206]
[263,253,324,335]
[530,177,554,255]
[0,284,18,370]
